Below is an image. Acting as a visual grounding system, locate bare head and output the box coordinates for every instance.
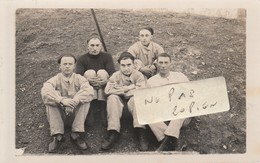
[139,27,154,46]
[58,54,77,77]
[87,37,102,55]
[156,53,172,77]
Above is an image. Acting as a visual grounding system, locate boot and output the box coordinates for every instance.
[136,128,149,151]
[101,130,120,150]
[70,132,88,150]
[48,134,63,153]
[156,135,177,151]
[99,101,108,127]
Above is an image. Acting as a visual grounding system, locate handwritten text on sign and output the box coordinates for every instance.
[134,77,230,124]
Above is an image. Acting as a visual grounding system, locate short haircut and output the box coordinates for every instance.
[57,54,77,64]
[140,27,154,35]
[86,33,101,44]
[157,53,172,62]
[117,51,135,63]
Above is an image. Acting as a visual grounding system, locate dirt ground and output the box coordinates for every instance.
[15,9,246,155]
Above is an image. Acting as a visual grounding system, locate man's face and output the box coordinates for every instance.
[120,58,135,76]
[59,57,75,77]
[157,56,171,76]
[139,29,153,46]
[87,38,102,55]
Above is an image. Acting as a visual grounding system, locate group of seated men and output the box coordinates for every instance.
[41,27,190,153]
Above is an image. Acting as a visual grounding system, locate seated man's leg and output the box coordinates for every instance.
[164,119,185,139]
[84,69,98,99]
[84,69,97,80]
[71,102,91,150]
[83,69,97,126]
[96,69,109,126]
[127,97,149,151]
[149,122,168,142]
[156,119,185,151]
[45,105,64,153]
[101,94,123,150]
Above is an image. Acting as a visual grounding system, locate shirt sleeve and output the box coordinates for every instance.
[157,44,165,54]
[125,72,146,97]
[73,75,94,103]
[104,73,125,95]
[41,76,64,106]
[75,56,86,76]
[128,43,138,58]
[104,53,116,76]
[134,72,146,89]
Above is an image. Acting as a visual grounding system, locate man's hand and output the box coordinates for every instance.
[61,98,78,109]
[127,84,136,90]
[64,106,74,115]
[140,66,155,77]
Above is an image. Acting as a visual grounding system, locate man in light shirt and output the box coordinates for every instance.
[147,53,190,151]
[101,52,149,151]
[128,27,165,78]
[41,54,94,153]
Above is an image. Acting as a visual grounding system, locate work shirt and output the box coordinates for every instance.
[105,70,146,96]
[128,41,164,66]
[41,73,94,106]
[76,52,116,76]
[147,72,189,88]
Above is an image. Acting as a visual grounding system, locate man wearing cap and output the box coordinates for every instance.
[76,36,116,126]
[147,53,190,151]
[41,54,94,153]
[128,27,165,78]
[101,52,149,151]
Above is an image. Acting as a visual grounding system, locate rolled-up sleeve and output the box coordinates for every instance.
[41,76,63,106]
[73,75,94,103]
[104,73,125,95]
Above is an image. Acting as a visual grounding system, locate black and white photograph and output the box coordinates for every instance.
[15,8,246,154]
[1,0,260,162]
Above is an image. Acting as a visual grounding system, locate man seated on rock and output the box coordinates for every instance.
[41,54,94,153]
[76,35,115,126]
[101,52,149,151]
[147,53,190,151]
[128,27,165,78]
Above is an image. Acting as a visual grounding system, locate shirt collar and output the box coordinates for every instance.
[61,73,74,84]
[139,41,152,51]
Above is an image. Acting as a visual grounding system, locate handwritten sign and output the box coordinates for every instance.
[134,77,230,125]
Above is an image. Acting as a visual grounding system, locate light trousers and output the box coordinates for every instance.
[149,119,185,141]
[45,103,90,136]
[106,95,145,132]
[84,69,109,101]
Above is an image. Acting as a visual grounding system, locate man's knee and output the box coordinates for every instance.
[84,69,96,79]
[97,69,109,79]
[107,94,121,102]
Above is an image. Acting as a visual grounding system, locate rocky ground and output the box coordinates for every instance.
[15,8,246,155]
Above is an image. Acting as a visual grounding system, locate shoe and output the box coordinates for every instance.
[48,134,63,153]
[101,130,120,150]
[156,136,177,151]
[71,132,88,150]
[136,128,149,151]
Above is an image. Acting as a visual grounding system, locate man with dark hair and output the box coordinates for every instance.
[41,54,94,153]
[147,53,190,151]
[76,36,116,126]
[128,27,165,78]
[101,52,149,151]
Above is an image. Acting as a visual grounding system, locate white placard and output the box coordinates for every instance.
[134,77,230,124]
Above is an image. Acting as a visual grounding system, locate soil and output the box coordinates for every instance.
[15,9,246,155]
